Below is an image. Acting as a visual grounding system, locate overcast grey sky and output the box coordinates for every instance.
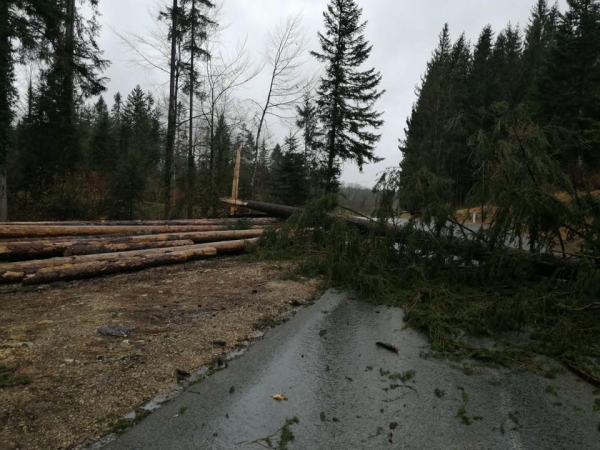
[97,0,568,188]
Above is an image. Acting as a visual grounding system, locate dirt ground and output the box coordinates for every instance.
[0,257,319,450]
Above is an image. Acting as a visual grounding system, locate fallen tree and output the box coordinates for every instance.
[221,198,385,234]
[0,229,265,260]
[0,238,258,285]
[221,198,584,278]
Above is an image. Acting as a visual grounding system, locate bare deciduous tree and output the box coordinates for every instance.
[249,15,312,197]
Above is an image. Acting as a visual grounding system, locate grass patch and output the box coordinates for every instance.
[435,387,446,398]
[108,409,151,435]
[0,365,32,388]
[389,370,415,383]
[508,411,521,431]
[253,316,282,331]
[456,388,472,425]
[545,385,559,397]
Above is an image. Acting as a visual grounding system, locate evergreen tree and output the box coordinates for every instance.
[399,24,456,208]
[296,92,322,172]
[113,86,162,218]
[273,134,309,206]
[491,24,524,106]
[89,96,114,172]
[522,0,559,96]
[312,0,385,192]
[36,0,109,175]
[537,0,600,174]
[1,1,63,220]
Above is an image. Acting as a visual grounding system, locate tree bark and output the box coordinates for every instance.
[164,0,179,219]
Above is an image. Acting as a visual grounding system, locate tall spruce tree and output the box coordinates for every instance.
[537,0,600,174]
[1,1,62,220]
[179,0,214,218]
[273,133,309,206]
[523,0,559,96]
[312,0,385,192]
[89,96,114,173]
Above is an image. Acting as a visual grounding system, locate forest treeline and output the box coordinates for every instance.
[387,0,600,256]
[398,0,600,210]
[1,0,384,221]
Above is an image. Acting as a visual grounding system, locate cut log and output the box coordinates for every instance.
[0,229,264,260]
[6,218,276,226]
[0,238,258,284]
[64,240,195,256]
[22,247,218,285]
[0,224,265,239]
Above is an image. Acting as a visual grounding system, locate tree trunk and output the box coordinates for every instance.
[0,0,11,222]
[187,0,196,219]
[61,0,77,171]
[0,167,6,222]
[250,66,276,198]
[164,0,179,219]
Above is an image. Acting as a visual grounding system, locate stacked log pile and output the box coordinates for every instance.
[0,218,275,285]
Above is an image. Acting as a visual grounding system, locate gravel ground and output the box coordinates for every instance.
[0,257,319,450]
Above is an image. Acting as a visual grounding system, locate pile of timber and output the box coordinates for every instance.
[0,218,277,285]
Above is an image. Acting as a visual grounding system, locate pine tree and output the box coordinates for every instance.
[37,0,109,174]
[522,0,559,96]
[312,0,385,192]
[469,25,496,115]
[537,0,600,174]
[400,25,453,185]
[491,24,524,106]
[273,134,309,206]
[1,1,63,220]
[296,92,322,171]
[113,86,162,219]
[89,97,114,172]
[179,0,214,217]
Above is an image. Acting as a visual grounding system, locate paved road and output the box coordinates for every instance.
[106,290,598,450]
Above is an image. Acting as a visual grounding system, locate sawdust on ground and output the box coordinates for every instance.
[0,257,319,450]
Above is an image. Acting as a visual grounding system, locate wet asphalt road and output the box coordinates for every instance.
[105,290,599,450]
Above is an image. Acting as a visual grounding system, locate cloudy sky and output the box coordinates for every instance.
[96,0,568,188]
